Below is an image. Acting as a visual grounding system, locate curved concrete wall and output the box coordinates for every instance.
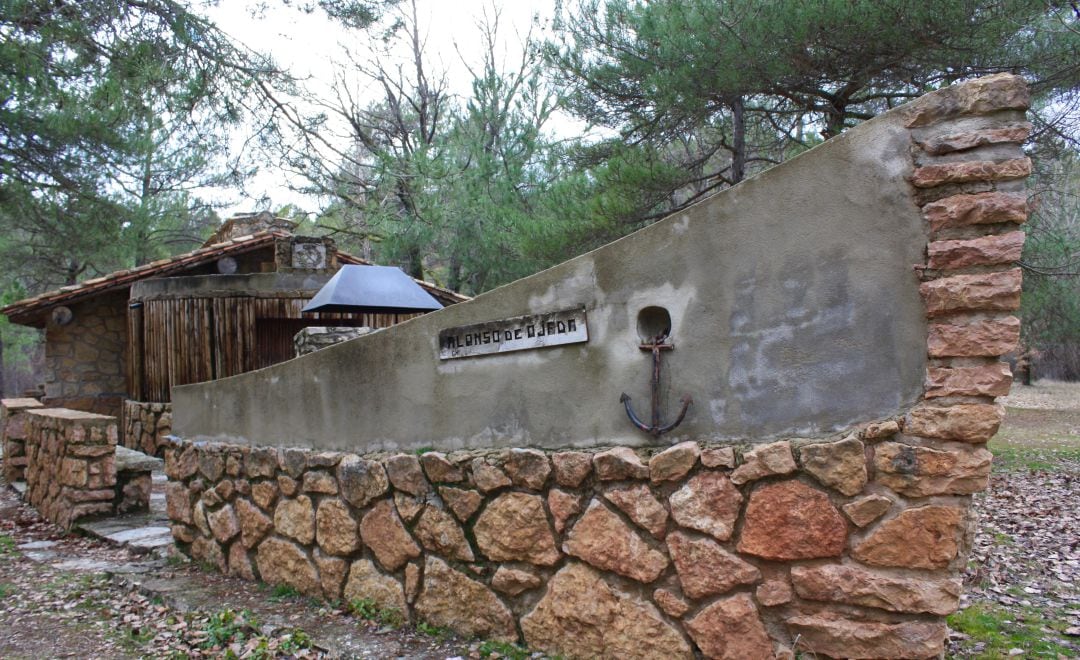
[174,100,930,452]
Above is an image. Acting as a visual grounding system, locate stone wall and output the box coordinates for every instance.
[293,326,374,357]
[43,291,128,418]
[164,74,1030,659]
[123,399,172,457]
[2,397,44,482]
[165,423,995,660]
[24,408,119,529]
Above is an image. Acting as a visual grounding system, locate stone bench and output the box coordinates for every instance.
[115,445,163,514]
[18,406,163,529]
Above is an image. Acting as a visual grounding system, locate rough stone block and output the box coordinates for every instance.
[684,593,774,660]
[873,442,992,497]
[922,192,1027,232]
[852,505,964,569]
[503,448,551,490]
[737,480,847,561]
[920,268,1022,316]
[273,495,315,545]
[842,494,893,527]
[602,483,668,538]
[343,558,407,617]
[470,458,512,492]
[491,566,542,596]
[551,451,592,487]
[563,499,667,583]
[906,403,1004,443]
[798,436,868,496]
[414,506,474,561]
[419,452,464,483]
[666,531,760,599]
[669,471,742,541]
[730,440,796,485]
[924,362,1012,398]
[927,316,1020,357]
[439,486,483,522]
[904,73,1030,128]
[359,499,420,571]
[786,612,946,659]
[256,536,321,597]
[336,455,389,508]
[521,563,693,660]
[915,122,1031,155]
[548,488,583,534]
[910,157,1031,188]
[648,441,699,482]
[927,231,1024,270]
[416,557,516,642]
[315,498,360,556]
[792,564,962,615]
[474,492,560,565]
[385,453,430,495]
[593,447,649,481]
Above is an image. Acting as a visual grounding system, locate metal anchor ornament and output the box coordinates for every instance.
[620,333,692,438]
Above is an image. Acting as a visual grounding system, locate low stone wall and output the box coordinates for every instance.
[25,408,119,528]
[293,326,373,357]
[22,407,158,528]
[123,399,172,457]
[2,398,44,482]
[165,426,994,659]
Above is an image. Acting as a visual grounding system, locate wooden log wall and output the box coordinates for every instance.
[128,295,415,402]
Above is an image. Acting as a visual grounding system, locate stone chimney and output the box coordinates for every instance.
[203,212,297,247]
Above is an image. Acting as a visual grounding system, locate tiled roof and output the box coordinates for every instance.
[2,231,468,325]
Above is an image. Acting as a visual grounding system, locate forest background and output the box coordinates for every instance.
[1,0,1078,394]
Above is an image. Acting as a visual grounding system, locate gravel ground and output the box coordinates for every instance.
[1000,379,1080,411]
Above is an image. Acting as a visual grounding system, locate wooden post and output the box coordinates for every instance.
[129,302,144,401]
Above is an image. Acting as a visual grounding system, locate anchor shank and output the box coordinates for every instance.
[650,343,662,430]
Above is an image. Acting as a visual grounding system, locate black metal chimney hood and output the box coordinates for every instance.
[301,265,444,315]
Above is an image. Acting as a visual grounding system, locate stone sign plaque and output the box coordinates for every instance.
[439,308,588,359]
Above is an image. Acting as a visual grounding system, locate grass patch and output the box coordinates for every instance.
[267,583,302,602]
[478,639,531,659]
[347,597,405,628]
[988,443,1080,472]
[0,583,15,599]
[948,602,1076,658]
[413,447,435,456]
[202,608,255,649]
[279,629,313,653]
[417,620,454,639]
[0,533,15,555]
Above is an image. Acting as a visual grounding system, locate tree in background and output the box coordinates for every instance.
[1022,146,1080,379]
[0,0,294,288]
[275,0,560,294]
[545,0,1079,229]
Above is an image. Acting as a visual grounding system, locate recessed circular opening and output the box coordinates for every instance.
[637,306,672,342]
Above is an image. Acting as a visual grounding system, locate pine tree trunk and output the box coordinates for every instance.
[730,96,746,184]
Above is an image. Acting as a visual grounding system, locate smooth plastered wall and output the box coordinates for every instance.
[174,90,933,453]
